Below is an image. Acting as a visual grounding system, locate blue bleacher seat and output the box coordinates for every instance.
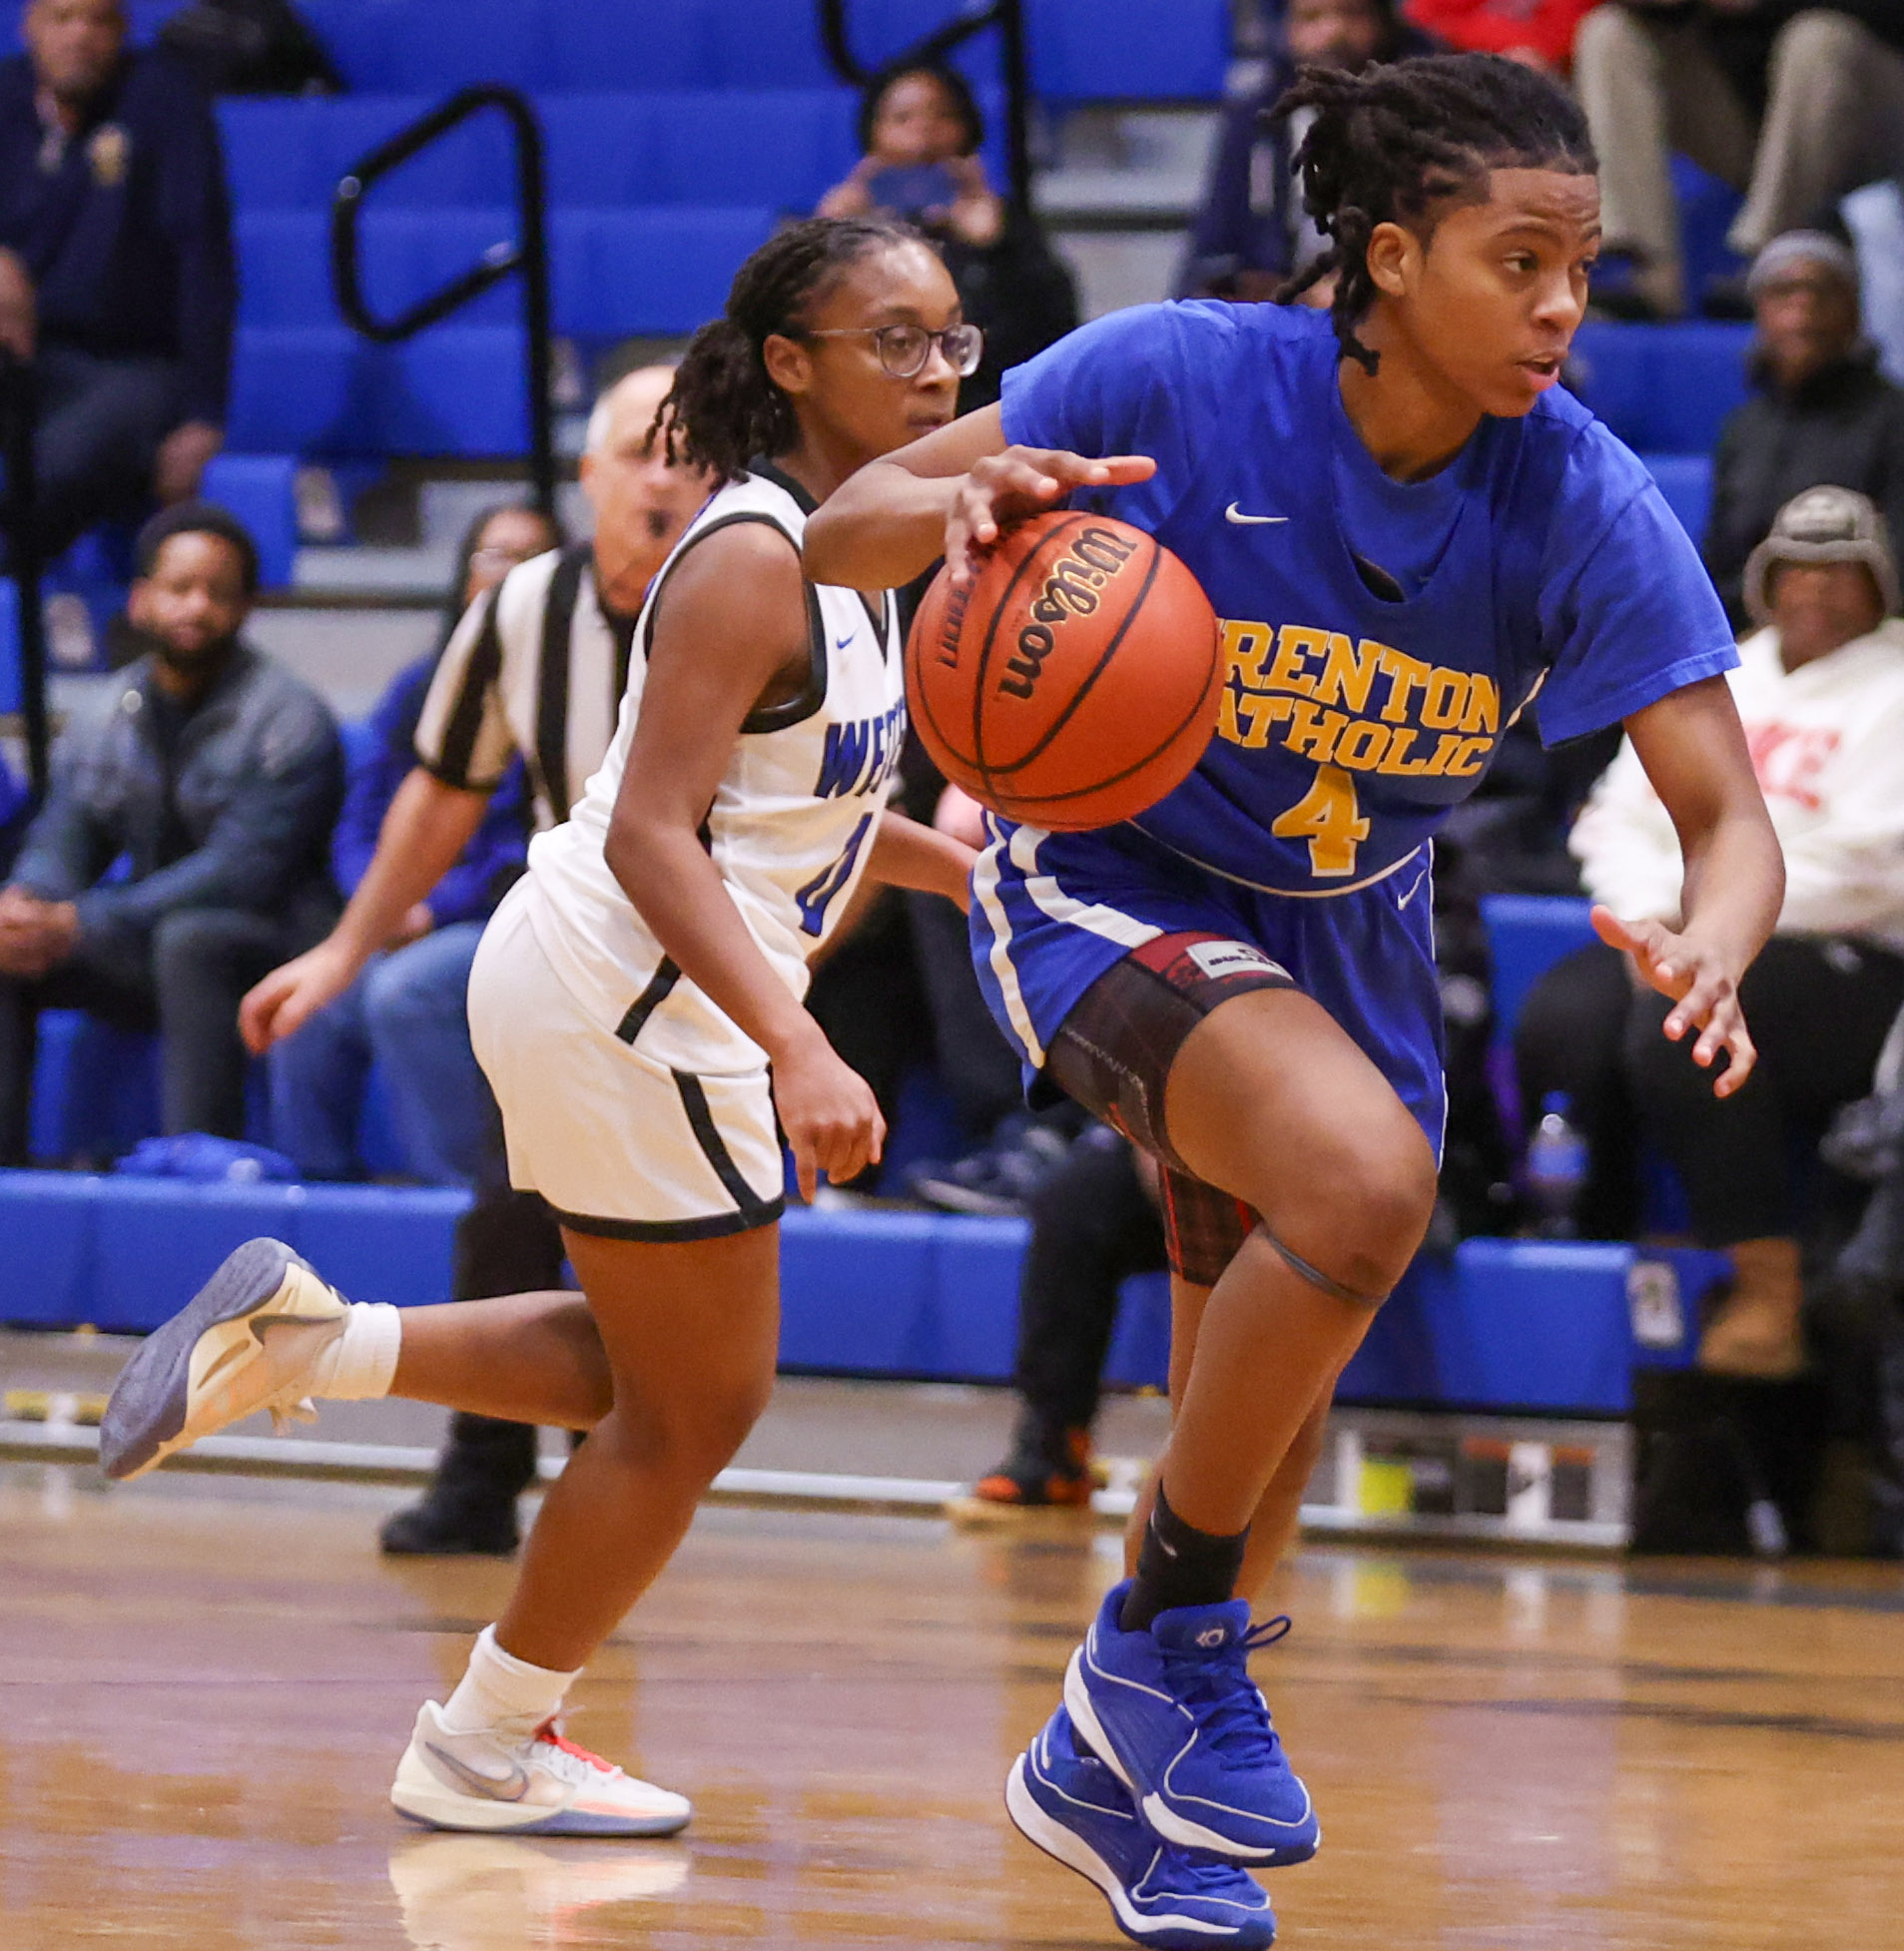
[1570,322,1752,455]
[30,1014,162,1165]
[1479,895,1598,1044]
[1640,452,1715,548]
[201,452,300,589]
[222,96,511,210]
[227,327,368,452]
[552,206,780,337]
[386,328,530,454]
[309,0,550,93]
[1028,0,1229,101]
[543,91,861,212]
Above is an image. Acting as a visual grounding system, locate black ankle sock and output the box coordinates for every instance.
[1120,1483,1249,1632]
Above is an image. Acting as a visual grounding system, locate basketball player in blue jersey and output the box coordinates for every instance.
[810,55,1784,1949]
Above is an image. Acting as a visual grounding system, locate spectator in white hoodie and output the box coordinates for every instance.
[1517,485,1904,1379]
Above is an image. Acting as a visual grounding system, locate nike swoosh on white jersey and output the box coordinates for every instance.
[1224,504,1289,525]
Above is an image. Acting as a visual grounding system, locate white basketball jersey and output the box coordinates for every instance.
[524,465,907,1074]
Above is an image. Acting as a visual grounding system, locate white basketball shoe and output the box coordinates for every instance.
[390,1700,693,1837]
[99,1238,370,1481]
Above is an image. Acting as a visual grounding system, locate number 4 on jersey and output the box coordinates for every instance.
[1271,763,1369,877]
[794,813,874,937]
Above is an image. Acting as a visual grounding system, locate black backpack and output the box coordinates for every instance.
[159,0,342,96]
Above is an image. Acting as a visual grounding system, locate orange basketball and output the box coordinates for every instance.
[905,513,1222,832]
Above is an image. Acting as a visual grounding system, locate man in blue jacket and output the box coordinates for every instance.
[0,0,235,556]
[0,502,339,1161]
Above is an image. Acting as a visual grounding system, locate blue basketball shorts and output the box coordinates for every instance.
[968,821,1447,1284]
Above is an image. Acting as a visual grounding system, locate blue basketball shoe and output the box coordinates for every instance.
[1005,1705,1277,1949]
[1063,1580,1319,1864]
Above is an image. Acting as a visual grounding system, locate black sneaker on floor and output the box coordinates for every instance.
[378,1494,519,1557]
[969,1424,1095,1509]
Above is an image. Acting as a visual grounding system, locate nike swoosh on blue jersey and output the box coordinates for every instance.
[1224,503,1289,526]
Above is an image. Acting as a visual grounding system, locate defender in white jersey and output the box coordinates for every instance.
[478,461,910,1233]
[100,220,981,1838]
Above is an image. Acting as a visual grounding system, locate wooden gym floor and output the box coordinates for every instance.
[4,1460,1903,1950]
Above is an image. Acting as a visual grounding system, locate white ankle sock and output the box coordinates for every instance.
[312,1301,401,1399]
[440,1624,579,1734]
[259,1301,401,1401]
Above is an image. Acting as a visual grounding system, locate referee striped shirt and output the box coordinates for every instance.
[413,543,639,829]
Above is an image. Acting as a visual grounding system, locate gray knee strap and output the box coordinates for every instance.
[1263,1226,1389,1309]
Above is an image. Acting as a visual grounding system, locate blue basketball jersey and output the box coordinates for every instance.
[999,302,1738,897]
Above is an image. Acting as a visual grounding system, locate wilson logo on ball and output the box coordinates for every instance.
[999,525,1140,700]
[904,510,1221,833]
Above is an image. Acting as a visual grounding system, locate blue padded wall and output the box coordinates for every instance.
[0,1175,1665,1416]
[0,1175,471,1330]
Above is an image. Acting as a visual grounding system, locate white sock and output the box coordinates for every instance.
[259,1301,401,1401]
[440,1624,579,1734]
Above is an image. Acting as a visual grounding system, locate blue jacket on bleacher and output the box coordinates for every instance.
[0,46,235,425]
[10,644,340,951]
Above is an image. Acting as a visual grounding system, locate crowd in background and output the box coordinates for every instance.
[3,0,1904,1553]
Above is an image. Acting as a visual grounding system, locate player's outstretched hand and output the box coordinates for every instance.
[240,939,363,1056]
[946,446,1155,586]
[1590,905,1757,1096]
[773,1026,886,1201]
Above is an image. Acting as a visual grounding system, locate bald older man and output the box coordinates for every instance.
[244,367,712,1555]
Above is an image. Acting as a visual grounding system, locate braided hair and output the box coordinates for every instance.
[1275,53,1595,374]
[660,216,927,482]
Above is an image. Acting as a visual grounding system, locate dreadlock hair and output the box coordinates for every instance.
[659,216,929,483]
[1274,53,1595,375]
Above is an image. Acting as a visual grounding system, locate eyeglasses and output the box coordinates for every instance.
[801,322,984,379]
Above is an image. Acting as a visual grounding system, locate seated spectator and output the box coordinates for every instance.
[0,502,340,1162]
[1517,487,1904,1377]
[816,61,1076,408]
[1400,0,1597,71]
[1178,0,1433,302]
[0,0,235,559]
[1705,232,1904,628]
[1576,1,1904,321]
[268,504,559,1184]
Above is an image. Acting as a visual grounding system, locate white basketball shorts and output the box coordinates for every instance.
[467,882,786,1240]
